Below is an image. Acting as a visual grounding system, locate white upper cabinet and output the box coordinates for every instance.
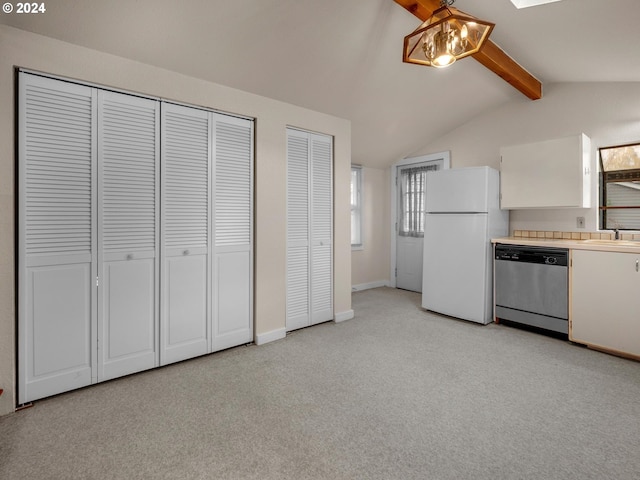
[499,133,591,209]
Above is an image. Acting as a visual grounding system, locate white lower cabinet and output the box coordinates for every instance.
[571,249,640,358]
[19,72,253,404]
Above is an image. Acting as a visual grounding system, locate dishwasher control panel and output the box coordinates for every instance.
[495,245,568,267]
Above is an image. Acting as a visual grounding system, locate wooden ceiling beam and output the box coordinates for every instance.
[394,0,542,100]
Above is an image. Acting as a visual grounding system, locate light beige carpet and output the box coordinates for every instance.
[1,287,639,479]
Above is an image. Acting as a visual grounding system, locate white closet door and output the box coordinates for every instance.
[212,114,254,351]
[286,129,333,331]
[98,91,160,381]
[310,134,333,324]
[286,129,310,331]
[160,103,210,365]
[18,73,98,404]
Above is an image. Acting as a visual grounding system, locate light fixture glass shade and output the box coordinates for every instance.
[403,4,494,68]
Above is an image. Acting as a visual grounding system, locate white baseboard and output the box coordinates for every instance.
[351,280,389,292]
[255,327,286,346]
[334,309,355,323]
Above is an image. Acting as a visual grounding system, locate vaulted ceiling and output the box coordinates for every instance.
[2,0,640,168]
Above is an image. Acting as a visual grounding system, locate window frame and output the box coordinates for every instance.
[351,165,363,250]
[599,142,640,231]
[398,164,438,238]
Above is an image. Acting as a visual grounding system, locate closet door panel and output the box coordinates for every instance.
[18,73,97,404]
[23,262,93,402]
[98,91,159,381]
[212,115,253,351]
[310,244,332,323]
[165,255,208,347]
[214,249,251,350]
[101,258,156,378]
[286,130,310,331]
[310,134,333,324]
[286,129,333,331]
[160,104,210,365]
[286,247,309,331]
[30,265,91,375]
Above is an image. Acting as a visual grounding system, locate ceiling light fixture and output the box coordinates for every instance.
[403,0,495,69]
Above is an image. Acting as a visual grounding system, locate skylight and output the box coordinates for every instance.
[509,0,562,9]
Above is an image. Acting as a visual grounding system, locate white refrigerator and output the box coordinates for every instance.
[421,166,508,324]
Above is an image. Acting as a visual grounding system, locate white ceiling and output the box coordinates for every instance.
[2,0,640,168]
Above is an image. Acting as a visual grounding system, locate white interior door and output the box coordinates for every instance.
[98,90,160,381]
[160,103,210,365]
[286,129,333,331]
[395,162,439,292]
[212,114,254,351]
[310,134,333,325]
[19,72,255,403]
[18,74,97,404]
[286,129,311,331]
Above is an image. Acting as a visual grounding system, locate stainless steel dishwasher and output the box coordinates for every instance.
[494,244,569,334]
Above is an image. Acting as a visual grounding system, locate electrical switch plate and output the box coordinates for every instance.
[577,216,585,229]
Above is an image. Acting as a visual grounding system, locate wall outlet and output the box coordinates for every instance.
[577,216,585,229]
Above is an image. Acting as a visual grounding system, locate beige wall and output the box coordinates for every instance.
[410,82,640,233]
[0,25,352,416]
[351,166,391,288]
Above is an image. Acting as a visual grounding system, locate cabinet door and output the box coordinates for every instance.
[212,114,254,351]
[500,134,590,209]
[18,74,97,404]
[98,91,160,381]
[571,250,640,356]
[160,103,210,365]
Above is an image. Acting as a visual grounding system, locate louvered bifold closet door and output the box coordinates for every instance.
[310,134,333,324]
[286,129,311,331]
[212,114,254,351]
[18,73,98,404]
[160,103,211,365]
[97,91,160,381]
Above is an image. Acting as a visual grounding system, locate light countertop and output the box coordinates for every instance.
[492,236,640,253]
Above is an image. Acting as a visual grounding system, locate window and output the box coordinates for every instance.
[399,165,437,237]
[351,166,362,248]
[600,143,640,230]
